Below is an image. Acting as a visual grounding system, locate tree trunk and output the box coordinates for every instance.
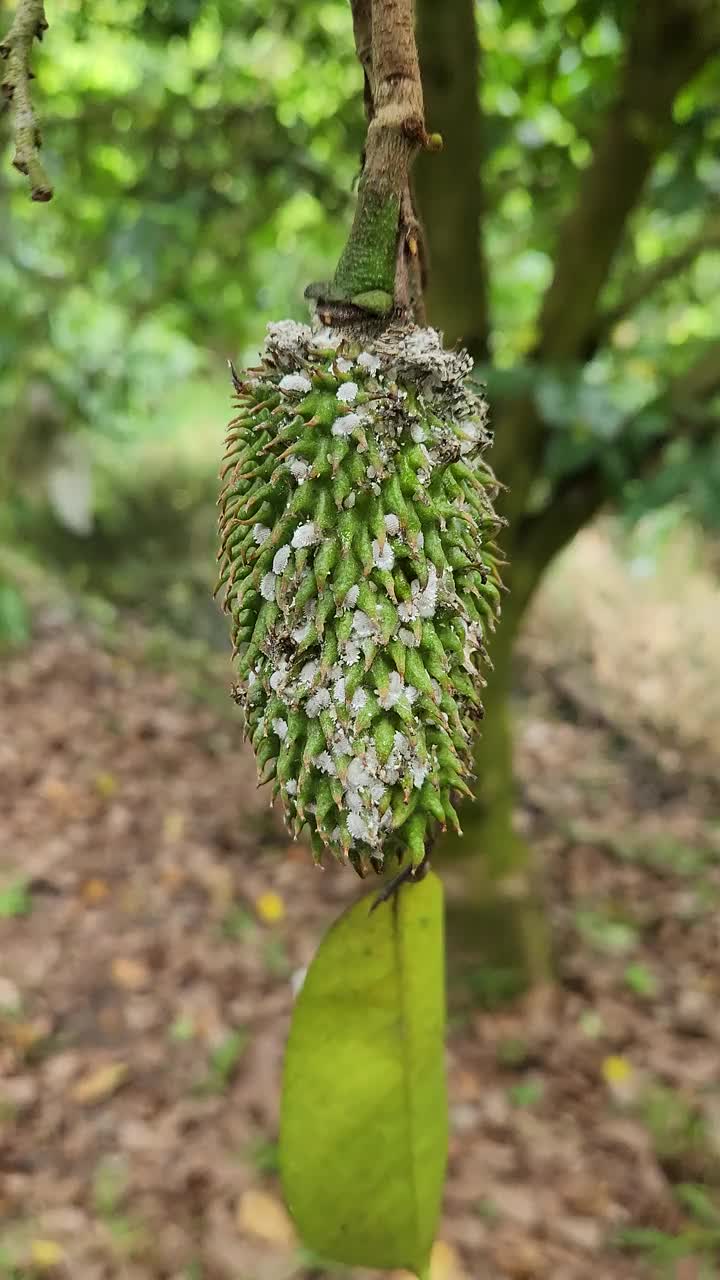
[414,0,489,359]
[441,584,553,995]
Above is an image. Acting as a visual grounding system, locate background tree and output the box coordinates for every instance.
[415,0,720,975]
[2,0,720,977]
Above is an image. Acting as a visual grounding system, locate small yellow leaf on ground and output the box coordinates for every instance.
[30,1239,65,1269]
[81,877,109,905]
[111,956,150,990]
[393,1240,468,1280]
[94,772,118,798]
[602,1054,638,1104]
[72,1062,128,1104]
[236,1188,296,1248]
[163,810,186,842]
[255,891,285,924]
[602,1054,632,1085]
[430,1240,469,1280]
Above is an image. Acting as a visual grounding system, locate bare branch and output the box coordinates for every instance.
[1,0,52,201]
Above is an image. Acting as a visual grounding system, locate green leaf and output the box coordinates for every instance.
[574,906,639,954]
[624,962,658,998]
[676,1182,720,1228]
[0,879,32,919]
[0,583,29,652]
[280,871,447,1277]
[507,1078,544,1108]
[193,1028,249,1095]
[208,1029,248,1085]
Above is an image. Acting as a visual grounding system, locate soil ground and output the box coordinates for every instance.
[2,528,719,1280]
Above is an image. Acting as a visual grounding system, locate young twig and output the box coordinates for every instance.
[309,0,439,324]
[1,0,52,201]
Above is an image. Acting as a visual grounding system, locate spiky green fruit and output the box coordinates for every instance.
[217,320,503,877]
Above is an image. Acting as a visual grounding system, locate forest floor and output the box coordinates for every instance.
[2,527,720,1280]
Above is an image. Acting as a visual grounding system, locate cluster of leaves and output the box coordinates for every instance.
[2,0,358,376]
[470,1,720,535]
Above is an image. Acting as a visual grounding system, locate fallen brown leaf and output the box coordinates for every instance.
[80,877,110,905]
[235,1188,296,1248]
[4,1017,52,1053]
[111,956,150,991]
[72,1062,129,1104]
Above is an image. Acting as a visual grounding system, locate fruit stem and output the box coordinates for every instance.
[370,850,431,912]
[306,0,440,324]
[0,0,53,200]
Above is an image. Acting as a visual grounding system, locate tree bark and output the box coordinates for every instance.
[441,587,553,992]
[444,344,720,988]
[337,0,720,991]
[414,0,489,359]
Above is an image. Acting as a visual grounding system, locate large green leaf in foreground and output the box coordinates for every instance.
[280,871,447,1277]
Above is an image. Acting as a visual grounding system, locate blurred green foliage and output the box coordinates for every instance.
[1,0,719,631]
[1,0,362,626]
[618,1183,720,1277]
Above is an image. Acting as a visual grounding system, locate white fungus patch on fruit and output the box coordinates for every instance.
[357,351,381,374]
[288,459,309,483]
[279,372,312,394]
[336,381,358,403]
[331,413,361,436]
